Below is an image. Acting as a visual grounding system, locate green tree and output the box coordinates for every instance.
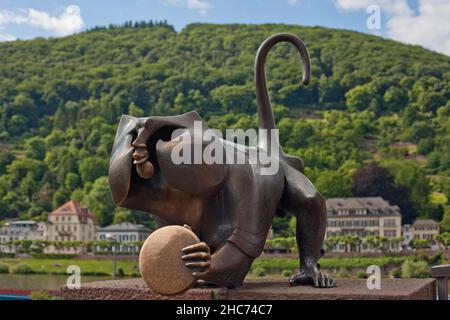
[440,206,450,233]
[65,173,81,191]
[25,137,46,160]
[79,157,108,183]
[82,176,115,226]
[314,170,352,198]
[345,84,375,112]
[383,86,406,113]
[128,102,145,117]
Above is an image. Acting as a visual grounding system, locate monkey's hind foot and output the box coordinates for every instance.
[289,271,336,288]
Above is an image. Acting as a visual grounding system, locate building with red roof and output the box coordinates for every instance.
[45,200,98,254]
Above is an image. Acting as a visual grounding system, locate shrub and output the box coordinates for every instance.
[30,290,59,300]
[356,271,367,279]
[32,254,77,259]
[389,268,402,279]
[401,259,430,278]
[81,271,110,276]
[336,267,350,278]
[10,263,34,274]
[426,252,443,265]
[117,268,125,277]
[265,237,296,250]
[0,263,9,274]
[282,269,292,277]
[252,267,266,277]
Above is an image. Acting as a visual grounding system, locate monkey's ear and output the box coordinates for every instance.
[109,115,143,206]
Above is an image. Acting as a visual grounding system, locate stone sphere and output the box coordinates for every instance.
[139,225,200,295]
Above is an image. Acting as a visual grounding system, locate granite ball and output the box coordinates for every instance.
[139,225,200,295]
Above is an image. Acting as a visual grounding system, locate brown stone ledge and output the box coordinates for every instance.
[61,278,436,300]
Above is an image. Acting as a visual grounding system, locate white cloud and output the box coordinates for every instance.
[163,0,213,14]
[0,5,84,41]
[287,0,300,6]
[334,0,450,55]
[188,0,213,14]
[0,32,17,41]
[163,0,183,6]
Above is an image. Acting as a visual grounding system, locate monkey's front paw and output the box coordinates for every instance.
[289,271,336,288]
[181,242,211,280]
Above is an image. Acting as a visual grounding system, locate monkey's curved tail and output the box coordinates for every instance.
[255,33,311,151]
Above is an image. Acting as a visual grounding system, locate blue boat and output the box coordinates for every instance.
[0,294,31,300]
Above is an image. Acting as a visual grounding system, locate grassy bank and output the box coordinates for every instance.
[252,256,406,271]
[0,258,139,276]
[0,254,444,278]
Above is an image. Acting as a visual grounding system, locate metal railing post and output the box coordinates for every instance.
[431,264,450,300]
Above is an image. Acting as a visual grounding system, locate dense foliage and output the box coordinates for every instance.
[0,22,449,230]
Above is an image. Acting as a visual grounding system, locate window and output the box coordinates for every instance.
[384,230,397,238]
[384,219,396,227]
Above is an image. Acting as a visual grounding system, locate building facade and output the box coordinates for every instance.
[0,221,47,253]
[412,219,439,242]
[326,197,402,252]
[402,224,413,247]
[45,200,98,253]
[97,222,151,253]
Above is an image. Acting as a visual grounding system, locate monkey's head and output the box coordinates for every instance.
[108,112,228,219]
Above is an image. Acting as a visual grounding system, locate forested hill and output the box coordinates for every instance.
[0,22,449,230]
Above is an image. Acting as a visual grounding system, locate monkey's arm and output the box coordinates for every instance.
[182,241,253,288]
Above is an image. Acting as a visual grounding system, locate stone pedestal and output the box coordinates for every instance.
[61,278,436,300]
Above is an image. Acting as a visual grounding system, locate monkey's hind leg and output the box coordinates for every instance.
[279,164,335,288]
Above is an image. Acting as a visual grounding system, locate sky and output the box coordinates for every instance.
[0,0,449,55]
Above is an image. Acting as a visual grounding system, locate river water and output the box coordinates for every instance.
[0,274,112,291]
[0,274,448,299]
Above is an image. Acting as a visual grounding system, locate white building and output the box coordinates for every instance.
[0,220,47,253]
[45,200,98,254]
[326,197,402,252]
[402,224,413,248]
[412,219,440,242]
[97,222,151,253]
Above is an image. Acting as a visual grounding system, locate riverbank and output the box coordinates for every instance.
[0,258,139,276]
[1,253,446,278]
[0,274,112,291]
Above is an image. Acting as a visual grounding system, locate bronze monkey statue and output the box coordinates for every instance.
[109,33,335,288]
